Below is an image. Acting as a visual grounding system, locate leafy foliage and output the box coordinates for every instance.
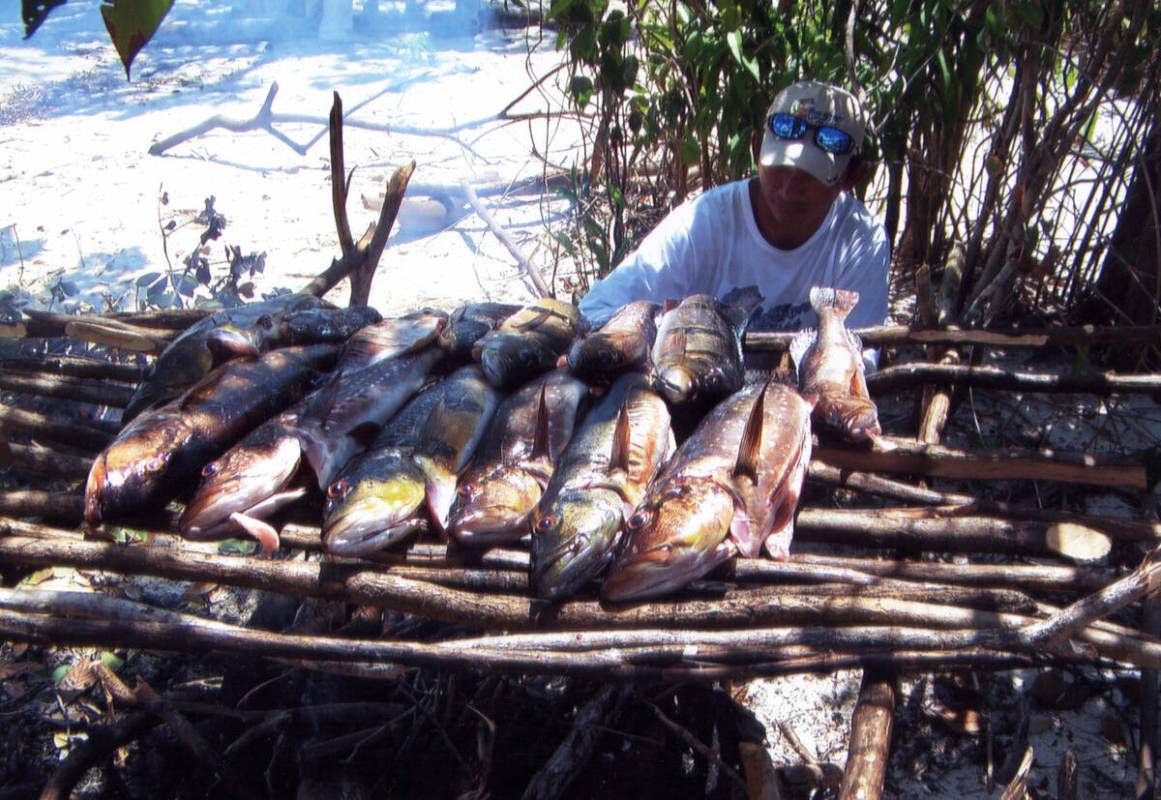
[22,0,175,78]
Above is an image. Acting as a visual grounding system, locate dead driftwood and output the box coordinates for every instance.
[867,362,1161,395]
[815,435,1148,490]
[838,667,896,800]
[0,310,176,354]
[744,322,1161,351]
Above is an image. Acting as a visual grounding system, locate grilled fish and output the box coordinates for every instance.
[439,302,521,362]
[321,382,450,556]
[294,346,444,488]
[568,300,658,382]
[123,292,325,422]
[336,307,448,374]
[448,369,589,547]
[530,373,673,601]
[650,294,749,407]
[475,298,580,389]
[790,287,881,443]
[86,343,337,528]
[601,379,813,602]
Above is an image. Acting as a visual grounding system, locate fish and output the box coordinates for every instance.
[409,365,503,534]
[475,298,581,389]
[122,292,325,422]
[789,286,881,443]
[320,382,450,556]
[294,346,445,489]
[277,304,383,344]
[600,380,814,603]
[85,343,338,529]
[335,307,448,375]
[439,302,521,362]
[448,369,589,547]
[567,300,658,382]
[529,373,673,601]
[650,293,750,407]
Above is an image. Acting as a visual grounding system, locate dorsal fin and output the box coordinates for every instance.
[733,383,768,482]
[531,384,551,460]
[608,397,632,474]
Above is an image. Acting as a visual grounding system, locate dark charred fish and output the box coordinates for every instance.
[439,302,521,362]
[568,300,658,382]
[790,286,881,443]
[529,372,673,601]
[122,292,325,422]
[448,369,589,547]
[650,294,749,407]
[86,343,337,529]
[475,298,580,390]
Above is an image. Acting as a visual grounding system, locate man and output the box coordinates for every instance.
[577,80,889,339]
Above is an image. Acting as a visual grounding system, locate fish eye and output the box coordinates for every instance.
[627,511,650,530]
[201,462,219,478]
[327,480,350,499]
[257,314,273,330]
[144,456,167,473]
[535,514,556,533]
[457,483,474,499]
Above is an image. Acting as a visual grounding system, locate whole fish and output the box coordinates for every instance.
[86,343,337,528]
[277,304,383,344]
[475,298,580,389]
[650,294,749,407]
[790,286,881,443]
[336,307,448,375]
[601,380,813,603]
[567,300,658,382]
[123,292,325,422]
[439,302,521,362]
[448,369,589,547]
[294,346,445,488]
[322,367,500,555]
[529,373,673,601]
[320,382,449,556]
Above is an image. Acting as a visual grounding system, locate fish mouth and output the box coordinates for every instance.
[654,365,693,404]
[322,477,427,556]
[529,499,621,601]
[180,437,303,538]
[600,539,735,603]
[448,471,543,546]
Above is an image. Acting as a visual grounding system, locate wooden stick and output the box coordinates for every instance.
[808,462,1161,541]
[838,666,896,800]
[352,161,415,307]
[1,441,92,478]
[147,82,305,156]
[0,404,116,451]
[329,91,355,257]
[0,354,145,384]
[815,436,1147,490]
[868,362,1161,396]
[998,746,1034,800]
[38,712,160,800]
[0,490,84,521]
[461,181,551,299]
[13,310,174,351]
[106,308,211,330]
[744,323,1161,352]
[0,371,133,408]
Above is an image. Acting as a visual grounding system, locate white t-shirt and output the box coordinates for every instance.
[577,178,890,332]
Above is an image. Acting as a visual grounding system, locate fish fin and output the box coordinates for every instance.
[205,324,261,364]
[763,524,794,560]
[228,511,281,555]
[732,383,767,482]
[809,286,859,320]
[788,329,816,377]
[295,424,330,486]
[511,309,551,332]
[729,509,760,558]
[608,399,632,474]
[531,385,551,461]
[423,468,457,539]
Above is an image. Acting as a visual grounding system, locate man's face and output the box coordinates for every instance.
[755,164,846,229]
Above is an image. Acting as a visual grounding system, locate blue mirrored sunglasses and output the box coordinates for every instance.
[767,112,856,155]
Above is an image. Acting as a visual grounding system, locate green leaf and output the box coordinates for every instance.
[679,135,701,166]
[22,0,68,39]
[100,0,175,79]
[99,651,124,672]
[52,664,72,685]
[218,538,257,556]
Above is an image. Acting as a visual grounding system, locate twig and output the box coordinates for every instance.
[815,436,1147,490]
[997,746,1034,800]
[867,362,1161,396]
[645,700,747,792]
[838,666,896,800]
[0,371,133,408]
[147,83,305,156]
[0,442,92,479]
[743,323,1161,352]
[461,181,551,299]
[329,92,355,257]
[521,685,628,800]
[0,404,116,451]
[38,712,160,800]
[0,355,144,384]
[353,161,415,307]
[1138,599,1160,800]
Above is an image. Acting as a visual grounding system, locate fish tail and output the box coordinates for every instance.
[808,286,859,320]
[788,329,816,377]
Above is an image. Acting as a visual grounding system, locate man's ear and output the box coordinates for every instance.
[843,154,869,190]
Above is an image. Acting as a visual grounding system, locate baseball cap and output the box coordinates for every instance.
[758,81,866,186]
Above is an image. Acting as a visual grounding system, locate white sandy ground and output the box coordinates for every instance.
[3,2,1161,796]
